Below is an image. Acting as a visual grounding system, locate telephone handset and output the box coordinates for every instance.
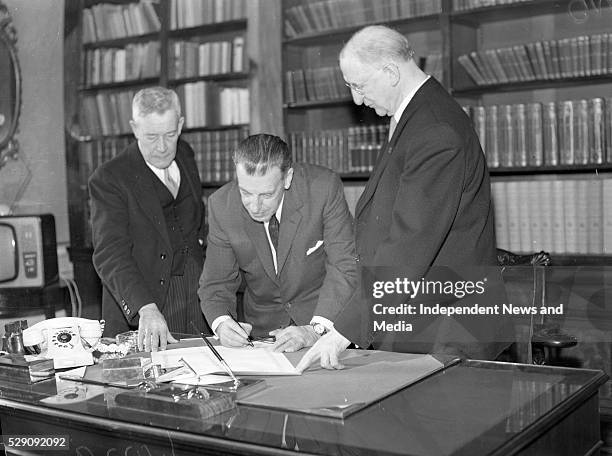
[22,317,105,369]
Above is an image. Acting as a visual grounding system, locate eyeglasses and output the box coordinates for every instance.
[344,69,378,96]
[343,64,389,96]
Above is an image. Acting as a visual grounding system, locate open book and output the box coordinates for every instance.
[151,346,299,377]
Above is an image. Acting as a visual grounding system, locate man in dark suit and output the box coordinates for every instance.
[199,134,357,352]
[89,87,207,351]
[298,25,511,371]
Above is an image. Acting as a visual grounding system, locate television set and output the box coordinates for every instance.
[0,214,58,288]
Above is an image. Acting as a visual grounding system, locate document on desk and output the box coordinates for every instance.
[240,351,458,419]
[151,346,299,376]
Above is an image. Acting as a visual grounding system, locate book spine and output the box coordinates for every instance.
[562,179,578,254]
[485,105,500,168]
[527,102,543,167]
[543,102,559,166]
[505,181,521,251]
[513,103,528,167]
[589,98,605,164]
[551,179,566,253]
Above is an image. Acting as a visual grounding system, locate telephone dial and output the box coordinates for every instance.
[22,317,105,369]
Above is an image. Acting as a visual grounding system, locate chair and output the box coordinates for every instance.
[496,248,577,365]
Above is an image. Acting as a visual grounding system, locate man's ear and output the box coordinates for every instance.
[383,63,400,87]
[284,167,294,189]
[129,119,139,137]
[177,116,185,135]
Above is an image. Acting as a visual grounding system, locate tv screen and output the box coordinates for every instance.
[0,223,17,282]
[0,215,58,288]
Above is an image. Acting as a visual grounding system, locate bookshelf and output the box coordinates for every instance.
[280,0,612,260]
[281,0,446,219]
[63,0,282,317]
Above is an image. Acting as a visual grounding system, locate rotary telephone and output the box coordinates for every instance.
[22,317,104,369]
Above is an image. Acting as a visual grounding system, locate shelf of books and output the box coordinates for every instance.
[281,0,612,262]
[282,0,444,214]
[451,0,612,260]
[67,0,251,249]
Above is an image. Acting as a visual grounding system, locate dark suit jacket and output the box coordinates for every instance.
[335,78,511,359]
[89,140,206,334]
[199,163,357,336]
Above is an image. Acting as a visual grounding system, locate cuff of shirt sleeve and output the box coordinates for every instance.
[309,316,334,330]
[211,315,231,334]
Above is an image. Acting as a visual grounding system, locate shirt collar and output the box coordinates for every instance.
[145,159,179,182]
[393,75,431,123]
[275,194,285,222]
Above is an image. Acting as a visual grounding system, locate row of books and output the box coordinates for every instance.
[80,90,135,137]
[288,125,389,174]
[284,0,442,39]
[76,128,248,186]
[83,1,161,43]
[491,179,612,255]
[169,0,247,29]
[465,98,612,168]
[176,82,249,128]
[284,66,350,104]
[181,127,249,183]
[169,37,245,79]
[458,33,612,86]
[78,137,132,186]
[452,0,532,11]
[83,42,160,86]
[284,54,442,104]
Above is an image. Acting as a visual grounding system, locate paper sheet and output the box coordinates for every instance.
[151,346,299,376]
[241,352,449,418]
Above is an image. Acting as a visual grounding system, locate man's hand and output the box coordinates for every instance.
[217,320,253,347]
[269,325,319,353]
[137,303,178,352]
[295,329,350,373]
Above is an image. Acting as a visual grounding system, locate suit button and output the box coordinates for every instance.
[160,253,167,260]
[126,309,131,315]
[198,238,204,246]
[120,299,126,305]
[160,279,165,285]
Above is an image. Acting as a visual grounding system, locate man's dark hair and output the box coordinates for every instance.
[233,134,292,175]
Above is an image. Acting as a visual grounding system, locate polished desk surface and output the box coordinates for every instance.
[0,350,607,456]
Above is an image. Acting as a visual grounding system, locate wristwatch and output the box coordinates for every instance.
[310,322,329,336]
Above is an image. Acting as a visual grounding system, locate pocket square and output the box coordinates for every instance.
[306,240,324,256]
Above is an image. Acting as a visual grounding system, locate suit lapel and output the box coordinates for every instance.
[355,79,435,219]
[276,186,303,275]
[355,137,393,217]
[175,145,202,223]
[128,145,171,248]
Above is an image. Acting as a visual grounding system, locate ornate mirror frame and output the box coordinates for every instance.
[0,0,21,171]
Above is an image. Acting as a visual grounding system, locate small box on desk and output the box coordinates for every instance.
[0,354,54,384]
[113,384,236,421]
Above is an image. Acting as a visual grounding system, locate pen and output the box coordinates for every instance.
[227,314,254,347]
[190,321,240,385]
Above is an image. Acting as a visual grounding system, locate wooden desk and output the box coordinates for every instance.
[0,356,606,456]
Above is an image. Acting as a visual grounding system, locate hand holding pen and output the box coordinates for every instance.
[216,315,254,348]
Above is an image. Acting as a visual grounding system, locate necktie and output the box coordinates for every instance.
[268,215,280,251]
[164,167,179,198]
[388,116,397,141]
